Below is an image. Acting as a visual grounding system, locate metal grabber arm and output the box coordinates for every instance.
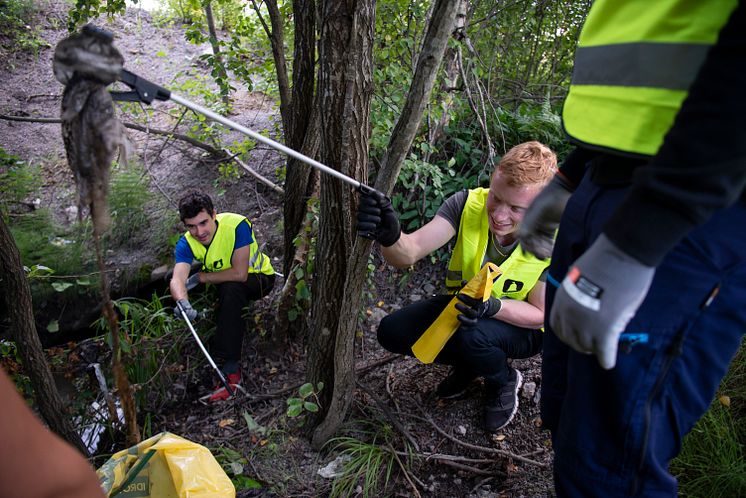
[111,68,379,196]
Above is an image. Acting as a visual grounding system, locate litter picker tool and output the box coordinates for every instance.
[175,301,234,398]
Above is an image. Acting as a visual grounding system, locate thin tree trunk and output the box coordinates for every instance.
[204,1,230,105]
[255,0,291,131]
[374,0,462,195]
[0,215,89,456]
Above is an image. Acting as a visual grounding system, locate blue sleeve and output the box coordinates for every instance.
[174,236,195,264]
[234,219,254,249]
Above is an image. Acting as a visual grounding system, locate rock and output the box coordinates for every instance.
[317,454,352,478]
[370,307,387,323]
[151,264,170,281]
[423,282,436,294]
[522,381,536,400]
[410,293,422,302]
[456,425,467,436]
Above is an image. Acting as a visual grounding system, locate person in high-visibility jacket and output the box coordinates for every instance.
[358,142,557,432]
[170,191,275,402]
[519,1,746,496]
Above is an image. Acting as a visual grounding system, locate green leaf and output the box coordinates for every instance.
[242,411,266,435]
[75,278,91,286]
[51,282,73,292]
[46,320,59,333]
[233,476,262,490]
[287,397,302,406]
[287,308,298,322]
[316,382,324,392]
[303,401,319,413]
[287,404,302,417]
[298,382,314,398]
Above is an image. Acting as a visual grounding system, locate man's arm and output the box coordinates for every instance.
[0,369,106,498]
[169,261,192,302]
[493,281,546,329]
[381,216,456,268]
[197,245,250,284]
[604,1,746,266]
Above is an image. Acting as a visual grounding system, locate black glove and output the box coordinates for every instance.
[356,189,401,247]
[454,293,502,328]
[518,174,573,260]
[175,299,198,321]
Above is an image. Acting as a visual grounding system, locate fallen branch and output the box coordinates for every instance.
[1,113,285,194]
[221,147,283,194]
[0,113,224,156]
[412,408,549,468]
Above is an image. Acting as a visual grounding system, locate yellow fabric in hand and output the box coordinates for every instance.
[411,262,502,364]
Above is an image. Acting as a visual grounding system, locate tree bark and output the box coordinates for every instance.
[0,215,89,456]
[282,0,318,276]
[305,0,375,447]
[310,0,462,448]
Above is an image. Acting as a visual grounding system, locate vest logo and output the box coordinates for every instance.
[212,258,224,270]
[502,279,524,294]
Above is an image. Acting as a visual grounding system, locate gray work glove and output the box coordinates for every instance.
[454,293,502,328]
[518,174,574,260]
[356,189,402,247]
[175,299,198,321]
[186,273,201,291]
[550,234,655,369]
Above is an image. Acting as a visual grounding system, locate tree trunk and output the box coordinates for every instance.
[204,1,230,105]
[305,0,375,447]
[0,215,89,456]
[309,0,462,448]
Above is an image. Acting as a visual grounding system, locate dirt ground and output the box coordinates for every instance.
[0,3,555,496]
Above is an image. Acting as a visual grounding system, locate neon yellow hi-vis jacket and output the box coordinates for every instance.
[562,0,737,157]
[185,212,274,276]
[445,188,549,302]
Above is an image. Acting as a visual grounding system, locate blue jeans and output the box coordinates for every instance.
[542,169,746,497]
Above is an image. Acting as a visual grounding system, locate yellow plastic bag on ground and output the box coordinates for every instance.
[411,262,502,364]
[97,432,235,498]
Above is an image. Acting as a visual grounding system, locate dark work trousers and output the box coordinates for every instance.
[378,294,543,386]
[542,166,746,497]
[211,273,275,362]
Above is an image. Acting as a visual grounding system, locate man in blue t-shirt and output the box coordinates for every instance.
[170,191,275,402]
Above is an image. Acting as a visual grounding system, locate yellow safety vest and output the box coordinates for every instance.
[562,0,737,156]
[445,188,549,301]
[185,212,274,275]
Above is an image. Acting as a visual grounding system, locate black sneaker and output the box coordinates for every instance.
[484,368,523,432]
[436,368,477,399]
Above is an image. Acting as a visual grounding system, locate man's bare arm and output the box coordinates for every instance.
[381,216,456,268]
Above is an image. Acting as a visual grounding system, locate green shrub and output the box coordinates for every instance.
[672,340,746,497]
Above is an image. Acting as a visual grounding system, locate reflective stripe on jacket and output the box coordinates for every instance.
[185,212,274,275]
[445,188,549,301]
[562,0,737,156]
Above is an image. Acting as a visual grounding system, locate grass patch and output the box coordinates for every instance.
[672,339,746,497]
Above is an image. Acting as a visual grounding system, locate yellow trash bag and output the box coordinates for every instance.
[97,432,235,498]
[411,262,502,364]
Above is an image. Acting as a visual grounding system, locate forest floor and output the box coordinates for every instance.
[0,2,554,496]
